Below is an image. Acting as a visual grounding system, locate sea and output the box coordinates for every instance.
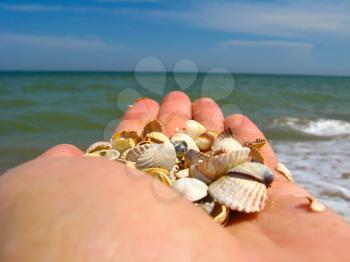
[0,72,349,221]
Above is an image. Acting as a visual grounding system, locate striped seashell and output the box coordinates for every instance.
[193,147,251,182]
[86,141,112,154]
[228,162,274,186]
[185,120,206,139]
[173,177,208,202]
[170,133,200,152]
[136,142,176,171]
[211,129,242,152]
[208,175,267,213]
[121,144,151,162]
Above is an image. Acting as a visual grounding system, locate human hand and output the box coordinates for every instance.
[0,91,349,261]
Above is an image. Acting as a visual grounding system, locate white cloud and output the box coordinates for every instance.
[0,33,121,51]
[218,40,314,50]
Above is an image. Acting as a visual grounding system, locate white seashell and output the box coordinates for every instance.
[86,141,112,154]
[229,162,274,186]
[308,197,326,212]
[185,120,206,139]
[194,147,250,181]
[189,164,213,184]
[121,144,151,162]
[212,129,242,152]
[173,178,208,202]
[175,168,190,178]
[170,133,199,152]
[208,175,267,213]
[276,162,294,182]
[136,142,176,171]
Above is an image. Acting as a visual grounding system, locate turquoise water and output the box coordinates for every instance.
[1,72,350,220]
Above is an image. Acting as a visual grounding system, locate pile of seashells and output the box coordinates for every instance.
[85,119,275,226]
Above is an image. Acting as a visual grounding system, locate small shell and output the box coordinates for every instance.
[145,132,170,144]
[276,163,294,182]
[171,133,199,152]
[195,132,216,151]
[193,147,251,181]
[143,168,172,186]
[185,120,206,139]
[86,149,120,160]
[175,168,190,178]
[213,205,230,226]
[173,178,208,202]
[171,140,188,157]
[212,129,242,152]
[121,144,151,161]
[136,142,176,171]
[209,175,267,213]
[307,197,326,212]
[229,162,274,186]
[86,141,112,154]
[169,165,179,183]
[111,130,139,153]
[142,119,163,137]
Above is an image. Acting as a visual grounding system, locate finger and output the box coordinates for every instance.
[115,98,160,134]
[157,91,192,136]
[38,144,83,158]
[192,98,224,132]
[224,114,277,169]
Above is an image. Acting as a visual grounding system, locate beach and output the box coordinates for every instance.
[0,72,349,221]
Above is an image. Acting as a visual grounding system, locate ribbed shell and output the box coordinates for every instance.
[228,162,274,185]
[212,137,242,152]
[122,144,151,162]
[136,142,176,171]
[208,175,267,213]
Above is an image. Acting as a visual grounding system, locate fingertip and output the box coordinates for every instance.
[38,144,83,158]
[164,91,191,103]
[192,97,224,132]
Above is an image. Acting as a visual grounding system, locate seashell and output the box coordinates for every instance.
[171,140,188,157]
[228,162,274,186]
[169,165,179,183]
[189,165,213,184]
[276,162,294,182]
[115,158,136,168]
[184,149,210,165]
[196,201,215,215]
[171,133,199,152]
[143,167,173,186]
[86,141,112,154]
[121,144,151,162]
[208,175,267,213]
[136,142,176,171]
[175,168,190,179]
[213,204,230,226]
[185,120,206,139]
[111,130,139,153]
[173,178,208,202]
[211,129,242,152]
[142,119,163,137]
[145,132,170,144]
[244,138,266,149]
[195,132,216,151]
[307,196,326,212]
[193,147,251,182]
[86,149,120,160]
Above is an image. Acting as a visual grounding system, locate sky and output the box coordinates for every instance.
[0,0,349,75]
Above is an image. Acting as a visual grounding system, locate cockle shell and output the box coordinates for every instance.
[195,132,216,151]
[170,133,199,152]
[212,129,242,152]
[111,130,139,153]
[185,120,206,139]
[143,167,173,186]
[121,144,151,162]
[192,147,251,182]
[229,162,274,186]
[86,141,112,154]
[276,162,294,182]
[145,132,170,144]
[136,142,176,171]
[173,177,208,202]
[208,175,267,213]
[86,149,120,160]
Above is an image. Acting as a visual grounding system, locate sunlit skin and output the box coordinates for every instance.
[0,91,349,261]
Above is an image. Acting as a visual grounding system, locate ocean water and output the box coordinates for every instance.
[0,72,349,221]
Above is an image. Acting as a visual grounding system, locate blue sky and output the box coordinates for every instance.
[0,0,349,75]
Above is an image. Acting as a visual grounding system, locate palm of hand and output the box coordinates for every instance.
[0,91,349,261]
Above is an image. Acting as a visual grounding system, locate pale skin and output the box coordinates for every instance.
[0,91,349,262]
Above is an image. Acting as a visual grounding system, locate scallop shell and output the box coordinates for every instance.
[86,141,112,154]
[193,147,251,181]
[170,133,199,152]
[121,144,151,162]
[195,132,216,151]
[212,129,242,152]
[143,167,172,186]
[173,178,208,202]
[228,162,274,186]
[185,120,206,139]
[276,162,294,182]
[136,142,176,171]
[145,132,170,144]
[208,175,267,213]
